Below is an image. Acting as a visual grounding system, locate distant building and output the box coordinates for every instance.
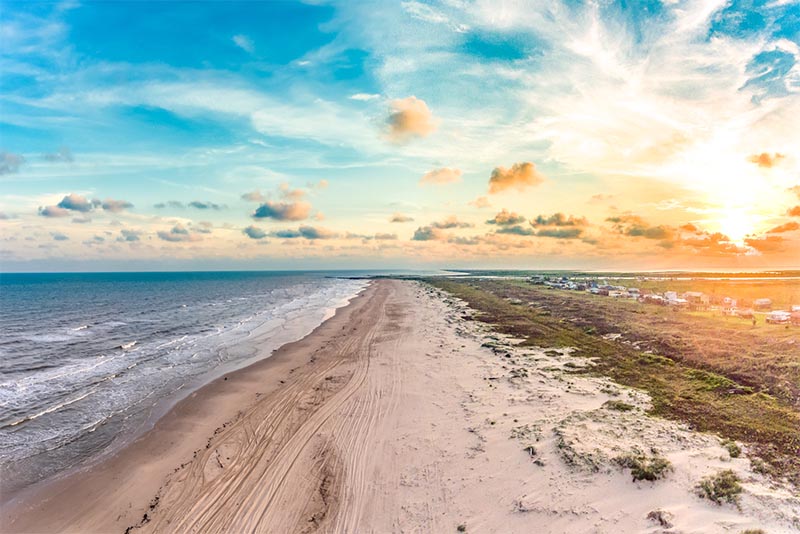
[754,298,773,310]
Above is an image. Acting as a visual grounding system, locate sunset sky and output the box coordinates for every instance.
[1,0,799,271]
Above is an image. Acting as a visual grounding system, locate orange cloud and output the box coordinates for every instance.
[419,167,462,186]
[488,162,545,194]
[788,206,800,217]
[748,152,785,168]
[745,235,785,253]
[768,221,799,233]
[252,201,311,221]
[469,196,491,208]
[531,213,588,227]
[386,96,436,142]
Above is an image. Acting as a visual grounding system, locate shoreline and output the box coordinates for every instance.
[0,281,375,533]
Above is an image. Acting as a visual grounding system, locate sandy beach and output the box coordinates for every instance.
[3,279,799,533]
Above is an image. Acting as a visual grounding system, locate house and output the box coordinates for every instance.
[736,308,755,319]
[791,305,800,313]
[754,298,773,310]
[766,310,791,324]
[683,291,710,310]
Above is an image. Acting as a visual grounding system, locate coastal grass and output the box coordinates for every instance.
[426,278,800,487]
[696,469,744,506]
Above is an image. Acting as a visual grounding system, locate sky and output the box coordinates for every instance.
[1,0,799,272]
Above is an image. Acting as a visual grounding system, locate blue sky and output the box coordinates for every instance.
[1,0,799,271]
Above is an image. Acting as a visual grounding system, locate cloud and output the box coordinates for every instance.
[789,186,800,199]
[386,96,436,142]
[232,34,254,53]
[788,206,800,217]
[412,226,443,241]
[745,235,785,253]
[188,200,224,210]
[537,227,583,239]
[469,196,491,209]
[373,233,397,240]
[496,225,535,236]
[419,167,462,185]
[157,224,201,242]
[0,152,24,174]
[486,209,526,226]
[38,205,70,217]
[390,213,414,223]
[431,216,473,229]
[154,201,186,209]
[607,215,674,240]
[57,193,94,212]
[767,221,799,233]
[51,232,69,241]
[350,93,380,101]
[272,226,338,240]
[241,190,266,202]
[72,215,92,224]
[42,146,73,162]
[748,152,785,168]
[102,198,134,213]
[530,213,588,227]
[82,235,105,246]
[117,229,143,242]
[488,162,545,194]
[243,225,268,239]
[252,200,312,221]
[0,212,9,220]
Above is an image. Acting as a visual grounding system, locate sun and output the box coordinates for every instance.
[715,207,760,245]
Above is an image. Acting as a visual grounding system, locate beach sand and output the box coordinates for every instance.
[3,279,799,533]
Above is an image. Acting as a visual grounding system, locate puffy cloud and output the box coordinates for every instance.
[82,235,105,246]
[419,167,462,186]
[72,215,92,224]
[102,198,133,213]
[469,196,491,209]
[537,227,583,239]
[243,225,268,239]
[51,232,69,241]
[748,152,785,168]
[43,146,73,162]
[188,200,224,210]
[745,235,785,253]
[607,215,673,240]
[390,213,414,223]
[486,209,526,226]
[38,205,70,217]
[448,235,482,246]
[788,206,800,217]
[241,190,265,202]
[252,200,312,221]
[488,162,545,194]
[157,224,201,242]
[531,213,588,227]
[386,96,436,142]
[0,151,24,174]
[496,225,535,236]
[431,216,473,229]
[768,221,799,233]
[412,226,443,241]
[272,226,338,240]
[58,193,94,212]
[118,229,142,242]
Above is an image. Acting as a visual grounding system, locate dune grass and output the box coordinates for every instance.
[427,278,800,487]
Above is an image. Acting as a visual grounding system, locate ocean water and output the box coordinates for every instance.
[0,271,368,498]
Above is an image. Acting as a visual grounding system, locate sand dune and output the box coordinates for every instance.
[3,280,799,533]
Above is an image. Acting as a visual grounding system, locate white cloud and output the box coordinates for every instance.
[232,34,254,54]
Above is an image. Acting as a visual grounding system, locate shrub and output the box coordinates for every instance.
[615,451,672,481]
[603,400,635,412]
[696,469,743,506]
[721,439,742,458]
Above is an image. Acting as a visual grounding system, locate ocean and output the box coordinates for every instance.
[0,271,368,499]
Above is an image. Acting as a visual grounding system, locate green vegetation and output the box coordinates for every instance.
[740,529,766,534]
[457,524,467,532]
[426,278,800,487]
[603,400,635,411]
[615,451,673,481]
[696,469,743,506]
[722,439,742,458]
